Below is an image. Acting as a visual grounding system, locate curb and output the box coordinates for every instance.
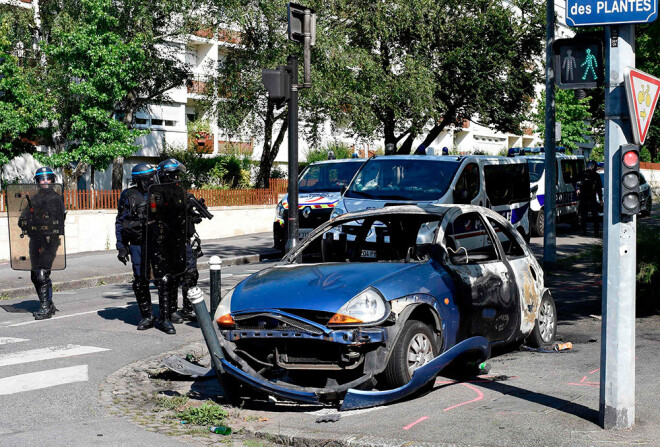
[0,249,282,299]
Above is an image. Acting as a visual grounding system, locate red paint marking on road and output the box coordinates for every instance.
[588,368,600,374]
[443,383,484,412]
[579,376,588,383]
[402,416,429,430]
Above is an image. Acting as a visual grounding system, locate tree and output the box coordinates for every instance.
[533,88,593,153]
[0,10,54,181]
[313,0,546,153]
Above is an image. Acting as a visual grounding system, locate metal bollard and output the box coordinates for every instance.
[188,287,224,373]
[209,256,221,317]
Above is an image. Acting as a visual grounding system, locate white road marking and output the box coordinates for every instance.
[6,305,131,327]
[0,337,28,345]
[306,405,389,418]
[0,345,109,367]
[0,365,88,395]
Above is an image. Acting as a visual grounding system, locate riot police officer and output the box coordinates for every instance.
[115,164,158,331]
[157,158,211,322]
[21,167,65,320]
[578,160,603,237]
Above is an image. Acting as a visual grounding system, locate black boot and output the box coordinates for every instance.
[32,270,56,320]
[180,293,196,321]
[156,276,176,335]
[133,279,154,330]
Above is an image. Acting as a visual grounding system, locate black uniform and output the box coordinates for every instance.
[578,168,603,236]
[115,186,153,329]
[20,185,65,319]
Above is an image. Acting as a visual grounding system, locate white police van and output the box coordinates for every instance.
[274,158,365,250]
[331,154,532,241]
[514,148,585,237]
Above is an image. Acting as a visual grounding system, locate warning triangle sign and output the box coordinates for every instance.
[624,68,660,145]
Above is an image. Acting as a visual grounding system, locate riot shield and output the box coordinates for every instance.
[6,183,66,271]
[143,182,188,280]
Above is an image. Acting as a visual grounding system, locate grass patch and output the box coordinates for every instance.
[156,394,189,411]
[174,401,228,426]
[0,293,12,301]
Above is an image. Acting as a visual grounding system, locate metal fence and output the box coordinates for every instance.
[0,180,289,212]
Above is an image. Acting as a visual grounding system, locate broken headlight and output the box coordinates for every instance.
[328,288,389,326]
[215,288,235,327]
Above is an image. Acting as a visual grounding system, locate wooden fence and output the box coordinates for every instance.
[0,180,289,212]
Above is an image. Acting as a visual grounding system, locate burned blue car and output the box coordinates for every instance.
[195,205,555,410]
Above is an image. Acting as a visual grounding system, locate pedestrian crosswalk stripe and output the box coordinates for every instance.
[0,365,88,395]
[0,337,28,345]
[0,345,109,367]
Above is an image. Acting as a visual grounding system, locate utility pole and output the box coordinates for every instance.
[600,24,636,430]
[286,55,300,251]
[543,0,557,269]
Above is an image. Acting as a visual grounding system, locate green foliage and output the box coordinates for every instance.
[175,401,228,426]
[305,143,354,163]
[640,146,652,162]
[533,88,593,154]
[156,395,189,411]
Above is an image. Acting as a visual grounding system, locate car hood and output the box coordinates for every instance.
[282,192,341,209]
[230,262,420,314]
[343,197,433,213]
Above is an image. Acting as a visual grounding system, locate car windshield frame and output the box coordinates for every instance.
[345,158,461,201]
[298,161,363,193]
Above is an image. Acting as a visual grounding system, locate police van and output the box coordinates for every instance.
[513,148,585,236]
[330,154,532,241]
[273,158,365,250]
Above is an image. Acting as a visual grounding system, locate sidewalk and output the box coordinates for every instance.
[0,232,282,298]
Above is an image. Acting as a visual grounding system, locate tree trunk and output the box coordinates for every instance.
[421,112,455,149]
[398,134,416,154]
[112,157,124,190]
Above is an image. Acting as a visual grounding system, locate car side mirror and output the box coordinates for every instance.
[530,185,539,194]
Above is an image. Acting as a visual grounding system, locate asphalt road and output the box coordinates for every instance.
[0,216,657,446]
[0,262,272,447]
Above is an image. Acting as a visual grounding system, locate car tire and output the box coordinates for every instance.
[571,211,583,230]
[527,293,557,347]
[383,320,439,388]
[532,210,544,237]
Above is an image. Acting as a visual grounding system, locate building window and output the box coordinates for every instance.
[151,118,164,126]
[165,120,177,127]
[135,118,148,126]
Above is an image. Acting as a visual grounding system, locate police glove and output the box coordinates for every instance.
[117,247,129,265]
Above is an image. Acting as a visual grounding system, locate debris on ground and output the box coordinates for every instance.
[316,414,341,423]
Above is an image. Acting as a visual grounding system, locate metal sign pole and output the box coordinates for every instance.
[543,0,557,269]
[285,55,300,252]
[600,24,636,430]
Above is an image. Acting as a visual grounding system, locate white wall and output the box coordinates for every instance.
[0,205,275,261]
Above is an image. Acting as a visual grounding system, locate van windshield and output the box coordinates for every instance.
[528,160,545,183]
[299,162,363,193]
[345,158,460,201]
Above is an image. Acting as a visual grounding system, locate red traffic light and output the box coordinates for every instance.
[623,150,638,167]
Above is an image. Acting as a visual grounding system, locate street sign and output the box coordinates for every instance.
[553,37,603,89]
[623,67,660,145]
[566,0,658,26]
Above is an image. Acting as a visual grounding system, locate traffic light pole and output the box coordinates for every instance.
[600,24,636,430]
[543,0,557,269]
[285,55,300,252]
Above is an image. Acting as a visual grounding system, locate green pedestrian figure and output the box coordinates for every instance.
[581,49,598,81]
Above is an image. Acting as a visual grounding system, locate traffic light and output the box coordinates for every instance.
[262,66,290,108]
[553,37,603,89]
[287,3,316,46]
[620,144,641,216]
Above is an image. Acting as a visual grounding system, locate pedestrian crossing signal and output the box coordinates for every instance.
[553,37,603,90]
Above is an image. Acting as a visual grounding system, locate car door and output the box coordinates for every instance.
[438,209,519,343]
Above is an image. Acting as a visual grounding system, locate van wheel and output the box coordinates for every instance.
[533,210,544,237]
[383,320,439,388]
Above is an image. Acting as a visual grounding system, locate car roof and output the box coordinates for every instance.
[363,154,527,164]
[308,158,367,166]
[524,154,585,160]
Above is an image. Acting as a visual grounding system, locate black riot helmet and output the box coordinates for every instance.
[157,158,187,183]
[34,166,56,184]
[586,160,597,171]
[131,163,157,191]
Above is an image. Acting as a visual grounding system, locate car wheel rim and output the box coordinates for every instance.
[538,299,555,342]
[407,333,434,376]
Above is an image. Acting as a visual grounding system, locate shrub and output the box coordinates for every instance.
[175,401,228,426]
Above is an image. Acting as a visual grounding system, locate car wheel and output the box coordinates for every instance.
[527,293,557,347]
[383,320,439,388]
[533,210,544,237]
[571,211,583,230]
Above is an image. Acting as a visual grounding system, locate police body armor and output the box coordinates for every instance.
[120,188,148,245]
[143,182,188,280]
[6,184,66,271]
